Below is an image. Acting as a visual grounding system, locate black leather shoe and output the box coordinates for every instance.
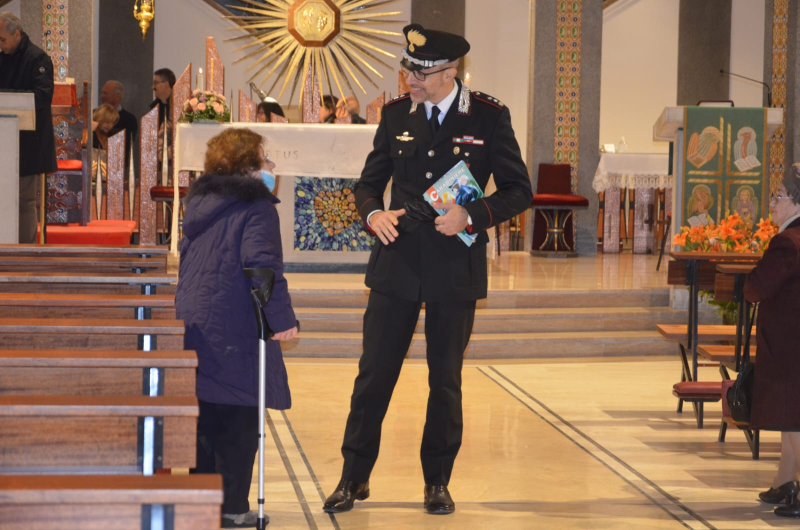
[323,479,369,513]
[775,500,800,518]
[759,481,799,504]
[424,484,455,515]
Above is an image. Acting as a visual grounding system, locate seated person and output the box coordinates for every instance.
[335,96,366,124]
[92,103,120,150]
[320,95,338,124]
[256,99,285,122]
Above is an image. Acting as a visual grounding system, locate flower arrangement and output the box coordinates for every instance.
[672,213,778,253]
[180,89,230,123]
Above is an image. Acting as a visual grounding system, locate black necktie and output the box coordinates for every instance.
[429,106,441,135]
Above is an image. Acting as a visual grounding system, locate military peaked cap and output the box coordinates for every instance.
[401,24,470,71]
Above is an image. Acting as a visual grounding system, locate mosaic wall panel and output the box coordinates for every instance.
[294,177,375,252]
[43,173,83,224]
[769,0,788,194]
[553,0,582,194]
[43,1,69,81]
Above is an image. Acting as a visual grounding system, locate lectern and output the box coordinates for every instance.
[0,93,35,244]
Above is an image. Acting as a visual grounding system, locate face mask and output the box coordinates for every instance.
[260,169,276,192]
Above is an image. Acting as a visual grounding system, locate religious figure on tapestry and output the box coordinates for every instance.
[732,127,761,172]
[732,185,758,222]
[686,126,722,169]
[686,184,714,227]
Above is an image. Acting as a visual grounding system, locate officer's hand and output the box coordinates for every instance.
[432,202,469,236]
[271,326,298,341]
[370,209,406,245]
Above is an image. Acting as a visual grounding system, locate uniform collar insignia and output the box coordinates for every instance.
[409,102,418,114]
[457,83,471,114]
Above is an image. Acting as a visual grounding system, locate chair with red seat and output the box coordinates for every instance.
[530,163,589,257]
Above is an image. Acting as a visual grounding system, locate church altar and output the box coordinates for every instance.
[593,153,671,254]
[172,122,383,267]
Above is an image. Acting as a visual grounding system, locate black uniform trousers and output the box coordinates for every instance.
[341,289,476,486]
[191,400,259,514]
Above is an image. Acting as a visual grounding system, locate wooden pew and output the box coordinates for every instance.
[0,256,167,273]
[0,271,177,295]
[0,350,196,396]
[698,344,757,369]
[0,474,222,530]
[0,293,176,319]
[656,324,750,342]
[0,318,185,350]
[0,395,197,473]
[0,244,168,259]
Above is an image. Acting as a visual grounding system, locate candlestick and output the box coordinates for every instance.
[196,67,204,92]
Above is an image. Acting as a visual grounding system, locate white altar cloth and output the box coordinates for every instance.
[592,153,671,192]
[174,122,378,178]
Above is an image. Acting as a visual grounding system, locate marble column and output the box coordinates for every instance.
[530,0,601,255]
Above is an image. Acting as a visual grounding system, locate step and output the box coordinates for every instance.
[281,330,677,359]
[294,306,718,333]
[289,288,671,310]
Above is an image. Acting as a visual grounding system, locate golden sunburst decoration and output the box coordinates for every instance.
[225,0,404,106]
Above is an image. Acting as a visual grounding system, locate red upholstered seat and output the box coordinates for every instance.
[56,159,83,171]
[38,220,136,245]
[672,381,723,400]
[531,194,590,208]
[150,186,189,201]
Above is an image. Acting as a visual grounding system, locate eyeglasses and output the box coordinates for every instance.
[152,80,167,87]
[263,154,274,165]
[400,66,452,82]
[770,193,793,202]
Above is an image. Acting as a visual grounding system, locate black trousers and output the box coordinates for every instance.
[340,290,476,485]
[19,175,38,244]
[192,400,259,514]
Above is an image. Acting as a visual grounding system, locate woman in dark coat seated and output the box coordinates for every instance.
[177,128,298,528]
[745,165,800,518]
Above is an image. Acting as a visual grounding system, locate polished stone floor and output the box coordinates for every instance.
[248,358,788,529]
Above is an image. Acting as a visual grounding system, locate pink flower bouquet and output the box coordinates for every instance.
[180,89,230,123]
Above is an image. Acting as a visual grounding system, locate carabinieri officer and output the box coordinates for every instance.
[323,23,533,515]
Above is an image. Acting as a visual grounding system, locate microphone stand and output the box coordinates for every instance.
[720,69,772,107]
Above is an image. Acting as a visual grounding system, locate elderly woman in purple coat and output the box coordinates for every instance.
[176,128,298,528]
[745,165,800,519]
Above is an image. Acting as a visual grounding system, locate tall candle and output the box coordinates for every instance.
[128,141,135,220]
[196,68,204,92]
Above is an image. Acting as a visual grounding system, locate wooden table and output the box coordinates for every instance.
[668,252,761,381]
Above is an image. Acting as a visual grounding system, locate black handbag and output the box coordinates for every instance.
[726,304,757,424]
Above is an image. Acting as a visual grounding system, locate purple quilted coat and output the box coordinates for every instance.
[176,173,295,409]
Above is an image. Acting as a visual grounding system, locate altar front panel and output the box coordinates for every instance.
[174,123,384,265]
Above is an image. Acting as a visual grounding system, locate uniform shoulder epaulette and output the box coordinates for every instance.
[473,91,505,109]
[386,93,410,106]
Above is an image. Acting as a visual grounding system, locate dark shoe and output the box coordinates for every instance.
[322,479,369,513]
[759,481,799,504]
[424,484,455,515]
[775,500,800,518]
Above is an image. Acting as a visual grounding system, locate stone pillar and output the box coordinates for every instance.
[676,0,732,105]
[530,0,601,255]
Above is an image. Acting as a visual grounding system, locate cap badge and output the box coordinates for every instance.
[407,29,426,52]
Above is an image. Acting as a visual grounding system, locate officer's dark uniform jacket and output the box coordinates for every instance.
[355,78,532,303]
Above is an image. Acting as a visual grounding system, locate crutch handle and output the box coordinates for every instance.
[244,267,276,341]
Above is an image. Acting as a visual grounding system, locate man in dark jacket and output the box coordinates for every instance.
[323,24,532,516]
[0,11,57,243]
[100,80,138,144]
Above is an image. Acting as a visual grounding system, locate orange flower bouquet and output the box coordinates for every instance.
[673,213,778,253]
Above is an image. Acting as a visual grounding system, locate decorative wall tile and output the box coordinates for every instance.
[769,0,787,194]
[43,1,69,81]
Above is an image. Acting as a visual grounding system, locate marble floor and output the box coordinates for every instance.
[284,252,670,293]
[246,357,788,530]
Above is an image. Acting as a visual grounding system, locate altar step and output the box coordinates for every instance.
[285,287,718,359]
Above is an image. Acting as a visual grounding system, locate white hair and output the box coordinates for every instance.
[106,80,125,98]
[0,12,23,34]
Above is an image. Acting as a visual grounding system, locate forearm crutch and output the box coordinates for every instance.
[243,267,275,530]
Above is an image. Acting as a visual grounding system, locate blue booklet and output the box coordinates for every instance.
[423,161,484,247]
